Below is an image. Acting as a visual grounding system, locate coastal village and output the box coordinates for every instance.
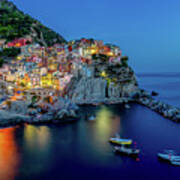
[0,0,180,127]
[0,37,122,101]
[0,0,138,125]
[0,36,130,125]
[1,2,180,179]
[0,37,180,125]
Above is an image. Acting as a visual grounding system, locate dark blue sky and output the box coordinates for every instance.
[11,0,180,73]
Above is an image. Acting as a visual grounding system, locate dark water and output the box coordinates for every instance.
[0,73,180,180]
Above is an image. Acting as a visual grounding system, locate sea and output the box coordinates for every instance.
[0,72,180,180]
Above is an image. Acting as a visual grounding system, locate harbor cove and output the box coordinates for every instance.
[1,73,180,180]
[0,0,180,179]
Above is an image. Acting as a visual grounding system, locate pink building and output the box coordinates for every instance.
[8,38,32,47]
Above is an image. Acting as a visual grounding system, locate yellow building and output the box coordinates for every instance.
[52,77,60,90]
[48,63,58,71]
[40,73,53,88]
[17,74,31,89]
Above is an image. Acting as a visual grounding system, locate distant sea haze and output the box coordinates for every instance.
[137,72,180,107]
[137,72,180,78]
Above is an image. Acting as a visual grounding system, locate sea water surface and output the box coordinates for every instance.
[0,73,180,180]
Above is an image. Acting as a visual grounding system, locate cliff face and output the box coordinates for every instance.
[67,59,138,104]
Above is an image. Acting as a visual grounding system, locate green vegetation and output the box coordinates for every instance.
[0,7,33,41]
[121,56,129,67]
[20,82,25,87]
[0,47,21,57]
[33,24,66,46]
[32,96,38,104]
[92,54,109,61]
[0,58,4,67]
[0,0,66,45]
[0,47,20,66]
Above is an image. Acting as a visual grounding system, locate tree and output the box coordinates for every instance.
[0,1,66,45]
[121,56,129,61]
[20,82,25,87]
[0,58,4,67]
[121,56,129,67]
[0,47,21,57]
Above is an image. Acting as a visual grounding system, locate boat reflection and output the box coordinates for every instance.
[0,127,20,180]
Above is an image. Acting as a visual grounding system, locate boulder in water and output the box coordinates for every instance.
[151,91,159,96]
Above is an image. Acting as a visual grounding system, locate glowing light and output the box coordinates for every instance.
[106,52,114,56]
[91,48,98,54]
[8,86,13,90]
[101,71,107,77]
[17,56,21,60]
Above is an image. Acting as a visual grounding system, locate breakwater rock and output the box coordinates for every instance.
[0,97,79,127]
[133,90,180,122]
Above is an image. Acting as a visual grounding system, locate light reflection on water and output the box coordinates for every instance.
[0,127,20,180]
[94,106,121,141]
[95,106,113,138]
[24,125,51,150]
[83,106,123,166]
[0,74,179,179]
[0,103,179,179]
[20,125,52,175]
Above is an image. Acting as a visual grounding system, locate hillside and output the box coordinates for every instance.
[0,0,66,46]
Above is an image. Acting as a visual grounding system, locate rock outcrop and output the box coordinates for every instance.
[133,89,180,122]
[67,59,138,104]
[0,110,30,126]
[0,98,79,127]
[70,77,107,103]
[66,59,180,123]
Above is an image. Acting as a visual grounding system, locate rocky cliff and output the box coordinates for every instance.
[67,58,138,104]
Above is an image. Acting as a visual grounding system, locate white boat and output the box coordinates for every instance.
[171,160,180,166]
[125,104,130,109]
[114,146,140,157]
[88,116,96,121]
[158,153,180,161]
[158,150,180,166]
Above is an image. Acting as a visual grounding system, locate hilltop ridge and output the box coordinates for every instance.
[0,0,66,46]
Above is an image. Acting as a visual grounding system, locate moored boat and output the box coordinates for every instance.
[158,150,180,160]
[157,150,180,166]
[171,160,180,166]
[109,137,132,145]
[114,146,140,157]
[88,116,96,121]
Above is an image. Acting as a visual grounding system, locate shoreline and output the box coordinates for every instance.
[75,89,180,123]
[0,90,180,128]
[0,115,79,129]
[134,90,180,123]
